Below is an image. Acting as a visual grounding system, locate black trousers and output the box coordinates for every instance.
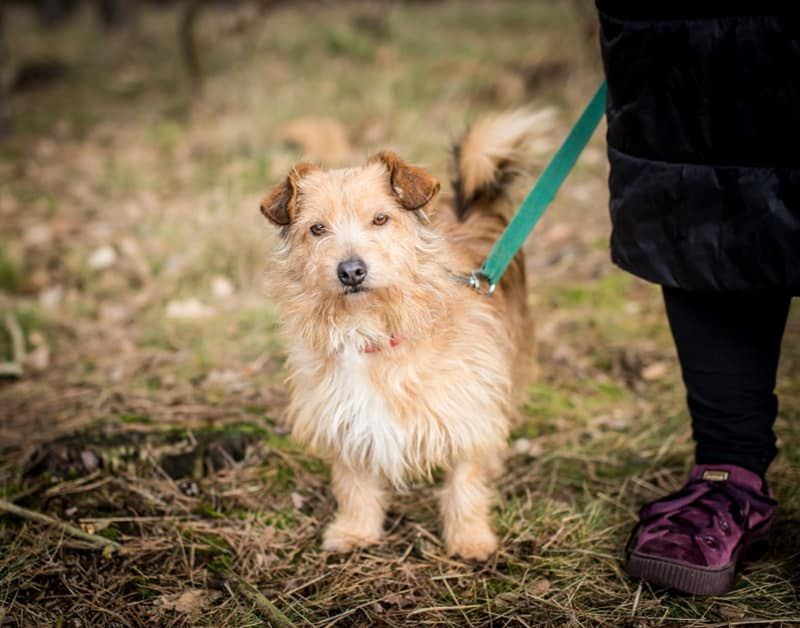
[662,287,792,477]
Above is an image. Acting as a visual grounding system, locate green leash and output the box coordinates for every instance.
[470,81,607,295]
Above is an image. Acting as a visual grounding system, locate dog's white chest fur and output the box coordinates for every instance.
[329,347,407,477]
[292,344,409,480]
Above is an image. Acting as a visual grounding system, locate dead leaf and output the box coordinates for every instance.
[382,592,414,608]
[623,301,641,315]
[718,605,747,621]
[592,412,629,432]
[528,578,551,596]
[260,526,277,543]
[204,369,244,391]
[481,70,526,107]
[99,304,128,324]
[354,119,388,146]
[581,146,605,166]
[541,222,575,248]
[156,589,219,615]
[24,344,49,372]
[119,237,150,280]
[277,116,351,165]
[24,224,52,246]
[641,361,668,381]
[494,592,518,608]
[166,298,214,320]
[370,601,384,614]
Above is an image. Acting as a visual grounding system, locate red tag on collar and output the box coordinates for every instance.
[364,335,401,353]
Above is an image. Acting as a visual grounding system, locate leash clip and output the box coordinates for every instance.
[469,270,496,297]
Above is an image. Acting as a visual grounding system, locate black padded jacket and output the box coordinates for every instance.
[596,1,800,291]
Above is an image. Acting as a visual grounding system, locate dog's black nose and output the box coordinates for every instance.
[337,257,368,287]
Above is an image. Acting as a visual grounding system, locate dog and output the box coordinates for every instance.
[260,111,540,560]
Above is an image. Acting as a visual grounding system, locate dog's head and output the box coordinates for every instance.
[261,152,440,301]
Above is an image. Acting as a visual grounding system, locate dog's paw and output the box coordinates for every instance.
[446,526,498,561]
[322,522,382,553]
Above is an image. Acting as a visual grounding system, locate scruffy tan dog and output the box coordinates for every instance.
[260,112,539,560]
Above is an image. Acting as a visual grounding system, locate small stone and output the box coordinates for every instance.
[108,365,125,382]
[512,438,544,458]
[39,285,64,310]
[291,492,306,510]
[211,275,234,299]
[178,480,200,497]
[512,438,531,455]
[80,450,100,472]
[88,245,117,270]
[166,298,214,320]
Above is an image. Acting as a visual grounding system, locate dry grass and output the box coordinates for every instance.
[1,1,799,626]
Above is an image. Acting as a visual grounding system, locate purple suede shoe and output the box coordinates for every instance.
[627,464,777,595]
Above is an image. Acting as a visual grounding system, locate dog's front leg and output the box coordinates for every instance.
[440,460,498,561]
[322,460,386,552]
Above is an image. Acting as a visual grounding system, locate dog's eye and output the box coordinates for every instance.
[310,223,327,236]
[372,213,389,226]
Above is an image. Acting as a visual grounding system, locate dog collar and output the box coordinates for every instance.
[364,335,401,353]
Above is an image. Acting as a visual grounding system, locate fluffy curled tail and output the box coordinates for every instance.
[452,109,555,222]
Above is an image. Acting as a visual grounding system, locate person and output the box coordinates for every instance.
[596,1,799,595]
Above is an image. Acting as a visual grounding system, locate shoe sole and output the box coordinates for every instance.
[628,534,769,596]
[628,552,736,595]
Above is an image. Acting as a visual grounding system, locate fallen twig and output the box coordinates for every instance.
[0,361,22,377]
[227,572,295,628]
[0,498,121,553]
[5,313,24,363]
[0,312,25,377]
[179,0,203,87]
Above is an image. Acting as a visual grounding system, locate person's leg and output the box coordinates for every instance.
[662,287,791,476]
[627,288,788,595]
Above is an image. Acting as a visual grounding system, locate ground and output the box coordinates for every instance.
[1,1,799,626]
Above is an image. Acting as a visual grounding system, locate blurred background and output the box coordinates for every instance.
[0,1,798,626]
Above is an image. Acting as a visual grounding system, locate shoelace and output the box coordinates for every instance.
[626,478,776,560]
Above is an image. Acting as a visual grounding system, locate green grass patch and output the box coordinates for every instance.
[0,245,21,292]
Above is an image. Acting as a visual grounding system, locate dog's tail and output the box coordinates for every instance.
[451,109,554,222]
[450,110,552,391]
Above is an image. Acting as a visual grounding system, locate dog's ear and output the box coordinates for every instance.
[259,163,317,226]
[368,151,440,211]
